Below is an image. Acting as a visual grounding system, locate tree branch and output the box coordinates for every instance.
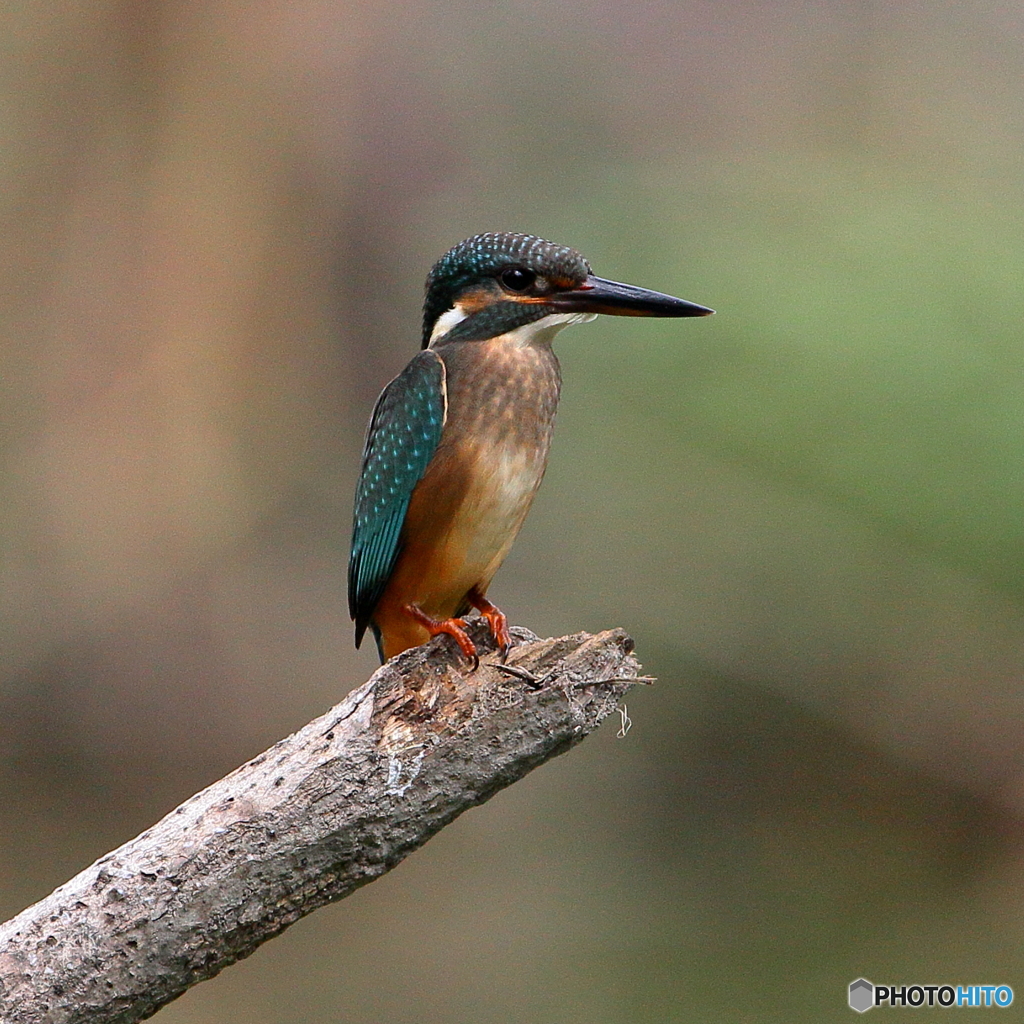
[0,624,645,1024]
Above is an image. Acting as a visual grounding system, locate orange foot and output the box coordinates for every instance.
[403,604,479,669]
[467,586,511,661]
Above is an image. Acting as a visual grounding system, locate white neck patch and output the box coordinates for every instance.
[428,303,470,346]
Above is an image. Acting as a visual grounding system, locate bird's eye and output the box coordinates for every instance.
[499,267,537,292]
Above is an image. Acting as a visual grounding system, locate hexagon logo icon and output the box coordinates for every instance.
[849,978,874,1013]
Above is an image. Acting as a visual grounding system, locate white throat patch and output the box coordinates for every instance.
[502,311,598,348]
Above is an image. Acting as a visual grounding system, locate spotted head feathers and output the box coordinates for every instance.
[422,233,592,347]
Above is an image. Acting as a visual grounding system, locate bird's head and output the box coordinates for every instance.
[422,232,713,349]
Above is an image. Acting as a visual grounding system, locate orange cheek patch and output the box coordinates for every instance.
[455,284,499,313]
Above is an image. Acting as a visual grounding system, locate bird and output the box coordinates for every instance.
[349,232,713,665]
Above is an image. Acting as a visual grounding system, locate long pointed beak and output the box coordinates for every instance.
[548,275,714,318]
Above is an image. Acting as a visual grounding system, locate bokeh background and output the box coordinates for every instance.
[3,1,1024,1020]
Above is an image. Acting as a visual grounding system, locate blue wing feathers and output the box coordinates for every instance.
[348,350,446,646]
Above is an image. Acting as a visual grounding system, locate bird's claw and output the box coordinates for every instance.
[446,618,480,670]
[466,587,512,663]
[403,604,479,669]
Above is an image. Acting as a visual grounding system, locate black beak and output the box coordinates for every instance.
[548,274,714,318]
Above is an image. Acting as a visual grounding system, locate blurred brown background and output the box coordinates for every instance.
[4,1,1024,1020]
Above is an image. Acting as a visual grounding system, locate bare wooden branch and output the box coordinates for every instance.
[0,624,645,1024]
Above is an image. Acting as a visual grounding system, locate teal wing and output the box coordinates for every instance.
[349,349,446,649]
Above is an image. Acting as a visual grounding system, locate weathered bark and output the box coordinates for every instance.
[0,623,645,1024]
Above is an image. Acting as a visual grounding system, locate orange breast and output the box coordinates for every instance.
[371,334,561,660]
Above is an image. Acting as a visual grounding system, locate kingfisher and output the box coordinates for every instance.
[349,232,713,665]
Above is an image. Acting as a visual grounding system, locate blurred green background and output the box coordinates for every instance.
[3,1,1024,1021]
